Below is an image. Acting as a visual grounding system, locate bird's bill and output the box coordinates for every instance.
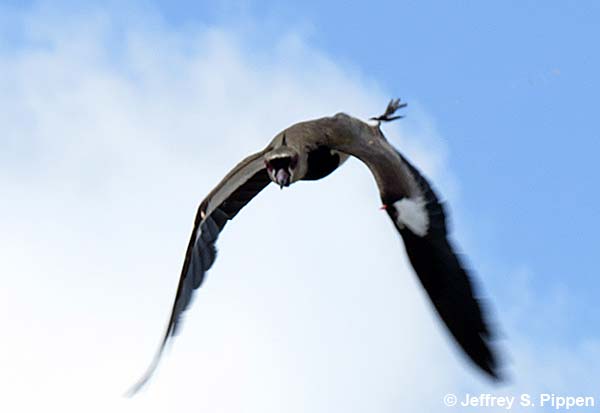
[275,168,291,188]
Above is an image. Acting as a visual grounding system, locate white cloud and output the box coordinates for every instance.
[0,6,465,413]
[2,4,598,413]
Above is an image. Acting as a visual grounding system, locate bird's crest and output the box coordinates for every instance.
[370,98,407,124]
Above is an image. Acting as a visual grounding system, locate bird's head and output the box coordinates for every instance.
[264,147,299,189]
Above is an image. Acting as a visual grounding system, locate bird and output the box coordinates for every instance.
[127,99,500,395]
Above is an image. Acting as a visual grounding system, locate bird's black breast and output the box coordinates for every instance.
[302,146,341,181]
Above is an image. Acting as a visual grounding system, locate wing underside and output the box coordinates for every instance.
[392,154,498,377]
[128,151,271,394]
[337,131,500,379]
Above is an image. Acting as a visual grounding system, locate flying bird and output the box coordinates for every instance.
[128,99,500,394]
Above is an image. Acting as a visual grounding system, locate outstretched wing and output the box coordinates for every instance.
[340,131,500,379]
[128,149,272,394]
[390,152,499,378]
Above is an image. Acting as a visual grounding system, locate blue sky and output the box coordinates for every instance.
[103,0,600,312]
[1,1,599,412]
[198,0,600,338]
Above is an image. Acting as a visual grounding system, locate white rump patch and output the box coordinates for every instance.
[393,197,429,236]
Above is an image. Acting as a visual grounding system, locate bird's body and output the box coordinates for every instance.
[128,100,500,395]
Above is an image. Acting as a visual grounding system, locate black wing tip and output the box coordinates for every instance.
[482,335,510,383]
[397,218,505,384]
[453,297,505,383]
[125,377,149,398]
[124,350,163,397]
[486,366,503,382]
[125,316,177,397]
[454,306,506,384]
[476,345,501,379]
[478,351,507,384]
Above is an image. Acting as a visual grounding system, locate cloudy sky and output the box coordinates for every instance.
[1,1,599,412]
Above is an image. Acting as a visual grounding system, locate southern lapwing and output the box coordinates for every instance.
[128,99,500,394]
